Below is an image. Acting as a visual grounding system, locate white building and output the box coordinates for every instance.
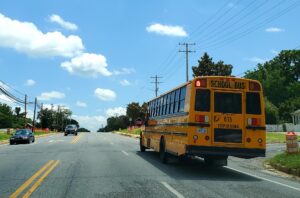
[291,109,300,125]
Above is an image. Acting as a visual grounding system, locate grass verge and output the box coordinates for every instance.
[269,150,300,176]
[116,128,141,135]
[267,132,300,143]
[0,130,57,142]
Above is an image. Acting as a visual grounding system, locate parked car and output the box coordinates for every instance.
[10,129,35,145]
[64,124,78,136]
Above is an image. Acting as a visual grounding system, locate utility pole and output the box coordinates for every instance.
[32,97,37,132]
[179,43,196,82]
[151,75,162,97]
[24,94,27,127]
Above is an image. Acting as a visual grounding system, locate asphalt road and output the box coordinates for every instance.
[0,132,299,198]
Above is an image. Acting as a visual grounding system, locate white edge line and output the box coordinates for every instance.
[161,181,185,198]
[226,166,300,192]
[121,150,129,156]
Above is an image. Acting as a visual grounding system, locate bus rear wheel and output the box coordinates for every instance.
[159,138,168,164]
[140,136,146,152]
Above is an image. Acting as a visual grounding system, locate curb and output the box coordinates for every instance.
[0,133,60,145]
[113,132,139,139]
[268,162,300,177]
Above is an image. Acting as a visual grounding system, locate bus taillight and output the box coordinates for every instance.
[247,118,261,126]
[195,79,207,88]
[195,115,209,123]
[249,82,261,91]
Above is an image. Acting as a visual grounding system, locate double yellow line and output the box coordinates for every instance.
[10,160,60,198]
[70,133,83,144]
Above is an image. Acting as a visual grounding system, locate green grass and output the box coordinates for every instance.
[0,133,11,141]
[0,130,56,142]
[267,132,300,143]
[269,150,300,170]
[115,128,141,135]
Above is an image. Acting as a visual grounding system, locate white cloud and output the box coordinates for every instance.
[49,14,78,31]
[106,107,126,117]
[61,53,112,77]
[0,13,84,57]
[113,68,135,75]
[72,115,106,132]
[25,79,35,86]
[94,88,116,101]
[265,27,284,33]
[76,101,87,107]
[120,79,131,86]
[37,91,65,101]
[146,23,187,37]
[249,57,269,64]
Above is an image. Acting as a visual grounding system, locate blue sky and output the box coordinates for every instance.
[0,0,300,131]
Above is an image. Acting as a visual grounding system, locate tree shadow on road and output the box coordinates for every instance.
[136,151,260,182]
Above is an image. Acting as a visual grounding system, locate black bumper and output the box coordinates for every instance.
[186,145,265,158]
[65,131,76,134]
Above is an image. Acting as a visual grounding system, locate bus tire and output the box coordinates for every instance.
[159,137,168,164]
[140,136,146,152]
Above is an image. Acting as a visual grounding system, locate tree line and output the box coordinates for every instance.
[97,102,147,132]
[0,103,80,131]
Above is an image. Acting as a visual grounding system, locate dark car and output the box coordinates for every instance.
[64,124,78,136]
[10,129,35,145]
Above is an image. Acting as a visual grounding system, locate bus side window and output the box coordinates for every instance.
[246,92,261,115]
[169,91,175,114]
[156,98,160,116]
[165,94,169,115]
[174,89,180,113]
[154,99,157,117]
[179,86,186,112]
[166,93,171,115]
[159,97,163,116]
[195,89,210,112]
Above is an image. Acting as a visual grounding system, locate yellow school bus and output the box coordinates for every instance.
[140,76,266,165]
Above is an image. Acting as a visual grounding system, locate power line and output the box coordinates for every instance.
[151,75,163,97]
[202,1,299,50]
[194,0,266,45]
[0,80,26,96]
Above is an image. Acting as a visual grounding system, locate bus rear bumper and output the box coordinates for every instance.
[186,145,266,158]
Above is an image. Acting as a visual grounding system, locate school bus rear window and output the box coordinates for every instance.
[195,89,210,112]
[214,92,242,114]
[246,92,261,115]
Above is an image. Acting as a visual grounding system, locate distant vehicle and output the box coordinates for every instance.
[10,129,35,145]
[141,76,266,166]
[64,125,78,136]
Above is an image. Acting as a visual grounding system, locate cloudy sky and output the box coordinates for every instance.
[0,0,299,131]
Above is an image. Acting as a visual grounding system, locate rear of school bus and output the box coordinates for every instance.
[186,76,266,165]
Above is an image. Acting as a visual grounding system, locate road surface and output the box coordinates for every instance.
[0,132,299,198]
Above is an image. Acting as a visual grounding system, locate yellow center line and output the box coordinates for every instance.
[71,133,84,144]
[22,160,60,198]
[9,160,55,198]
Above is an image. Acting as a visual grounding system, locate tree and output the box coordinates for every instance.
[14,107,21,117]
[126,102,141,122]
[192,52,233,77]
[0,103,13,128]
[245,50,300,123]
[77,128,90,132]
[264,98,279,124]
